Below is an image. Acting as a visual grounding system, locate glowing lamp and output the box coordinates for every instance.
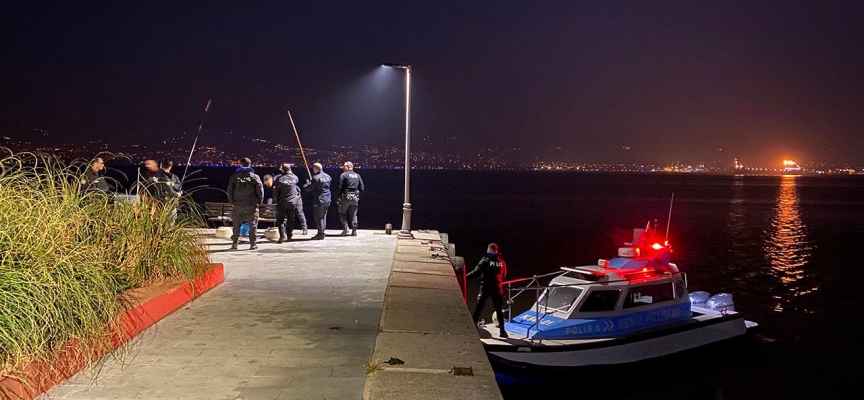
[651,243,664,250]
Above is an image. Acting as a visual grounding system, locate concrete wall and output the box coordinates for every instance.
[363,232,504,400]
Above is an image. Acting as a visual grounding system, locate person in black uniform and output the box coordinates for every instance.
[227,157,264,250]
[80,157,114,194]
[293,175,308,235]
[272,163,300,243]
[337,161,365,236]
[304,162,331,240]
[467,243,509,338]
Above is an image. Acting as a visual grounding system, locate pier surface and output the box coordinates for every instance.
[39,229,502,400]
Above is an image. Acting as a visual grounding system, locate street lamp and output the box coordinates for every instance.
[381,63,413,239]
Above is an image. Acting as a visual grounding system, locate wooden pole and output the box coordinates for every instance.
[287,111,312,179]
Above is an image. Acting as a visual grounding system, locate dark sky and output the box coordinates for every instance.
[2,1,863,165]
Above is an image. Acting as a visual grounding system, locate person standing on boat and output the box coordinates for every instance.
[467,243,509,338]
[337,161,364,236]
[303,162,331,240]
[272,163,300,243]
[227,157,264,250]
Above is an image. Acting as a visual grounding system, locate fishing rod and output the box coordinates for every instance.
[666,192,675,240]
[181,99,213,184]
[287,110,312,180]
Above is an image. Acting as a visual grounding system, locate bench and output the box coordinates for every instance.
[202,202,276,227]
[203,202,233,226]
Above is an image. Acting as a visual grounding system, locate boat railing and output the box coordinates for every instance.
[503,271,688,335]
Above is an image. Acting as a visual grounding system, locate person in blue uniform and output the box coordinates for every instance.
[467,243,509,338]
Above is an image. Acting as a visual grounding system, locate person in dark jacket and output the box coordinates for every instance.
[227,157,264,250]
[80,157,114,194]
[293,173,308,235]
[271,163,300,243]
[467,243,509,338]
[159,159,182,198]
[137,158,177,200]
[304,162,331,240]
[337,161,364,236]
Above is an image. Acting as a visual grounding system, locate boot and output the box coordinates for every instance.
[340,229,349,236]
[499,330,509,339]
[277,235,286,244]
[351,228,357,236]
[311,233,324,240]
[230,243,238,250]
[250,243,258,250]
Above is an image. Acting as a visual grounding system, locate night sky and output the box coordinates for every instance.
[2,1,863,165]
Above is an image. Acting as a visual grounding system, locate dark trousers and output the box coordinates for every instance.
[276,202,297,239]
[313,202,330,234]
[338,195,359,230]
[295,199,307,230]
[472,289,506,331]
[231,205,259,244]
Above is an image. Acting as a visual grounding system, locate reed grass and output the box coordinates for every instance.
[0,150,209,390]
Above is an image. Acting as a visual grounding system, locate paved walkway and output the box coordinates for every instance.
[41,229,397,400]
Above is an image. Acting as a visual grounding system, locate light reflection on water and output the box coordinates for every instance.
[764,175,815,313]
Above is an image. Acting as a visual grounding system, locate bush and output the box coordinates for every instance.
[0,150,209,382]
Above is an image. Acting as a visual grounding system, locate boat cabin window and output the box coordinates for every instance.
[623,282,675,309]
[579,289,622,312]
[539,286,584,312]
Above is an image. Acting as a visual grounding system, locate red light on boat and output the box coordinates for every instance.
[651,243,663,250]
[642,268,648,272]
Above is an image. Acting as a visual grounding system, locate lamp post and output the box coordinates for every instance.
[381,63,413,238]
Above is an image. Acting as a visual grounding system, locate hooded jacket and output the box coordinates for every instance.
[466,253,507,293]
[227,166,264,207]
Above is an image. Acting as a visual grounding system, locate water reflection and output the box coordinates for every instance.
[764,175,815,313]
[725,177,761,282]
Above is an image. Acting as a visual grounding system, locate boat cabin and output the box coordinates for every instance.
[504,229,692,340]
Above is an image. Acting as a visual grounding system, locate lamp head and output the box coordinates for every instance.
[381,63,411,70]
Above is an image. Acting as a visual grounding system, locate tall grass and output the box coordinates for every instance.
[0,150,209,389]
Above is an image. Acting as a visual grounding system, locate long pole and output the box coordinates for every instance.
[287,111,312,180]
[181,99,212,183]
[398,67,413,238]
[666,192,675,240]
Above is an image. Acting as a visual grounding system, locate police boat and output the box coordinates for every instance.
[478,224,758,374]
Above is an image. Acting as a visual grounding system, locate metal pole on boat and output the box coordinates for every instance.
[181,99,213,184]
[665,192,675,240]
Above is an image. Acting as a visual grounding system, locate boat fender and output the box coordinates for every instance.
[706,293,735,311]
[689,291,710,307]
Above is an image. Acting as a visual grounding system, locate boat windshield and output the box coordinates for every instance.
[539,286,584,312]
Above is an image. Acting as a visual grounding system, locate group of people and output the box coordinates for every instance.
[226,157,365,250]
[80,156,182,201]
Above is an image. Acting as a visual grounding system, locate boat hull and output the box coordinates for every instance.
[484,309,755,375]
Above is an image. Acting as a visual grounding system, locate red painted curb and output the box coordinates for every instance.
[0,264,225,400]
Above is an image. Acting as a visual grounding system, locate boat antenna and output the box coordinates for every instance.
[665,192,674,240]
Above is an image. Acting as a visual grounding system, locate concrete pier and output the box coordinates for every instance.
[38,229,502,400]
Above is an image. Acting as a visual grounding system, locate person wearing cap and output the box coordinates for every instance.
[271,163,300,243]
[337,161,364,236]
[227,157,264,250]
[304,162,331,240]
